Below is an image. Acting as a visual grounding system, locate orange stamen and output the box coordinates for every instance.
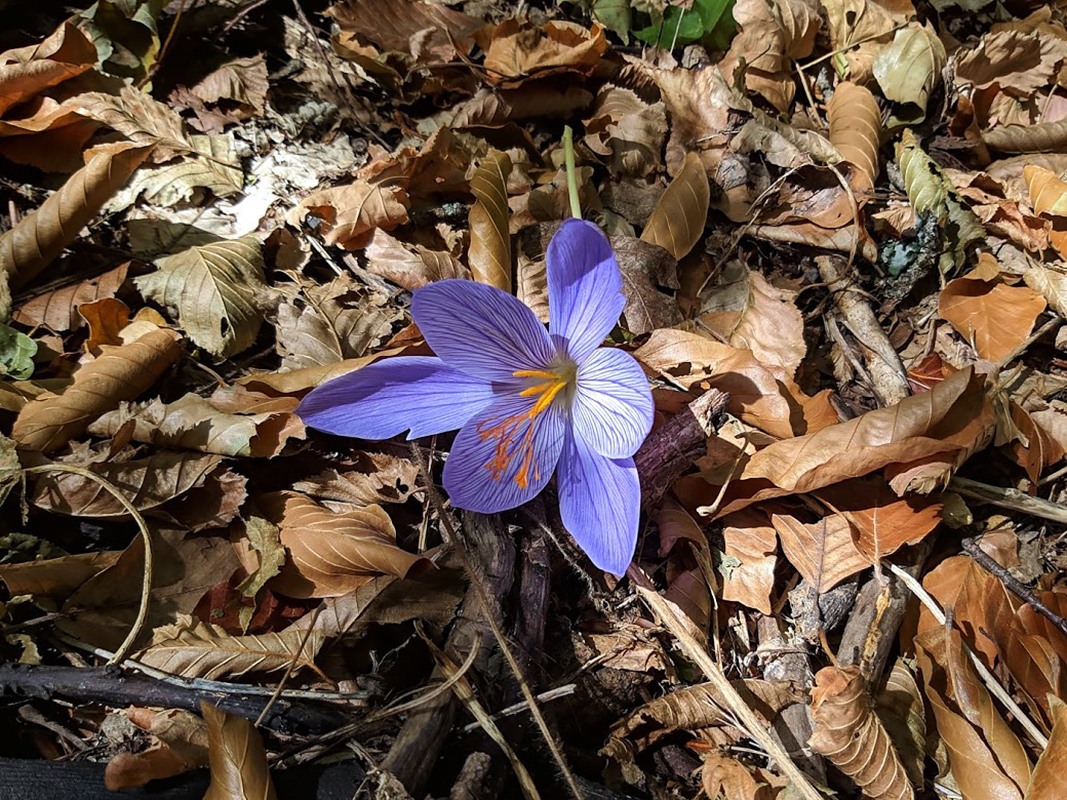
[477,368,569,489]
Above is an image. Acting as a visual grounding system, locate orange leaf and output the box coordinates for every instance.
[1027,698,1067,800]
[939,275,1046,362]
[772,513,868,593]
[719,509,777,615]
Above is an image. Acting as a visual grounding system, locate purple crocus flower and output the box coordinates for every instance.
[297,219,654,575]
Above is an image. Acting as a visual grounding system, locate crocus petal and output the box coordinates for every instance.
[443,390,565,513]
[412,279,556,382]
[571,347,654,459]
[547,218,626,362]
[557,428,640,576]
[297,356,494,440]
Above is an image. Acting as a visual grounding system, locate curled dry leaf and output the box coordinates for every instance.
[612,236,684,334]
[771,513,868,593]
[260,492,428,599]
[639,151,710,261]
[915,625,1032,800]
[0,22,97,116]
[468,149,513,292]
[984,118,1067,154]
[12,327,182,453]
[0,143,153,289]
[88,393,305,458]
[809,665,914,800]
[292,450,419,506]
[938,273,1046,362]
[827,82,881,190]
[875,660,927,788]
[289,180,410,249]
[582,86,667,178]
[364,229,467,290]
[326,0,483,63]
[479,19,608,85]
[201,703,277,800]
[139,613,325,681]
[0,550,120,598]
[716,366,994,515]
[1027,698,1067,800]
[1024,164,1067,217]
[701,752,781,800]
[136,235,266,359]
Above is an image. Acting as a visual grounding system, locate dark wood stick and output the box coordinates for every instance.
[0,664,349,735]
[961,536,1067,641]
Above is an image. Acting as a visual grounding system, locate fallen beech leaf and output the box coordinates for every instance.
[468,149,513,292]
[139,614,325,681]
[0,143,153,289]
[364,229,467,290]
[700,269,806,377]
[79,297,130,350]
[720,508,777,615]
[938,274,1046,362]
[611,236,684,334]
[13,263,128,332]
[701,752,781,800]
[260,492,428,599]
[289,180,410,249]
[0,550,120,598]
[292,451,418,506]
[772,513,868,593]
[873,23,945,121]
[635,328,836,439]
[956,29,1067,97]
[640,151,709,261]
[76,86,193,162]
[236,347,408,395]
[817,478,942,563]
[274,275,398,370]
[875,660,927,788]
[716,366,993,515]
[105,708,208,790]
[915,625,1032,800]
[326,0,483,63]
[1024,164,1067,217]
[201,703,277,800]
[136,235,266,358]
[984,118,1067,154]
[187,54,269,116]
[0,22,96,116]
[810,665,914,800]
[479,19,608,85]
[88,393,305,458]
[827,82,881,190]
[1027,698,1067,800]
[583,86,667,179]
[12,327,182,453]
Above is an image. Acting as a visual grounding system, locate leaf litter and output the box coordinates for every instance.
[2,0,1067,798]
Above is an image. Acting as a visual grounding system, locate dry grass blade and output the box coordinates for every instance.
[809,665,914,800]
[201,703,277,800]
[468,149,513,292]
[640,151,709,260]
[12,327,182,453]
[0,143,153,289]
[138,615,326,681]
[827,82,881,190]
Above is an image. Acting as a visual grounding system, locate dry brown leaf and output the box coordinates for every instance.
[88,393,304,458]
[1024,164,1067,217]
[816,478,942,564]
[468,149,513,292]
[139,614,325,681]
[13,263,128,332]
[274,274,397,370]
[0,22,96,116]
[479,19,608,86]
[75,86,193,162]
[956,29,1067,96]
[938,274,1046,362]
[289,180,410,250]
[188,54,269,116]
[720,508,777,615]
[0,551,120,598]
[12,327,182,453]
[136,235,266,359]
[915,625,1031,800]
[715,366,993,515]
[635,328,837,439]
[822,0,912,85]
[327,0,483,63]
[827,82,882,190]
[1028,698,1067,800]
[809,665,915,800]
[611,236,684,334]
[292,451,418,506]
[1023,265,1067,315]
[640,152,710,261]
[701,752,781,800]
[583,86,667,179]
[873,23,945,120]
[699,269,806,378]
[260,492,427,599]
[875,660,927,788]
[364,229,467,290]
[201,703,277,800]
[105,709,208,790]
[771,513,868,593]
[0,143,153,289]
[79,297,130,350]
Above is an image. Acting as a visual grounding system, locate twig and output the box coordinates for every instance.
[960,537,1067,642]
[23,464,153,664]
[411,444,585,800]
[948,476,1067,525]
[459,685,577,734]
[255,606,322,727]
[996,316,1062,368]
[633,576,826,800]
[885,562,1050,749]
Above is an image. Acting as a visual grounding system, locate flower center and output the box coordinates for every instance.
[477,363,577,489]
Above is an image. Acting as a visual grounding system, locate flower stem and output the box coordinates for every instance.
[562,125,581,220]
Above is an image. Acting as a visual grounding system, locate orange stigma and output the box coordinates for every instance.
[477,367,571,489]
